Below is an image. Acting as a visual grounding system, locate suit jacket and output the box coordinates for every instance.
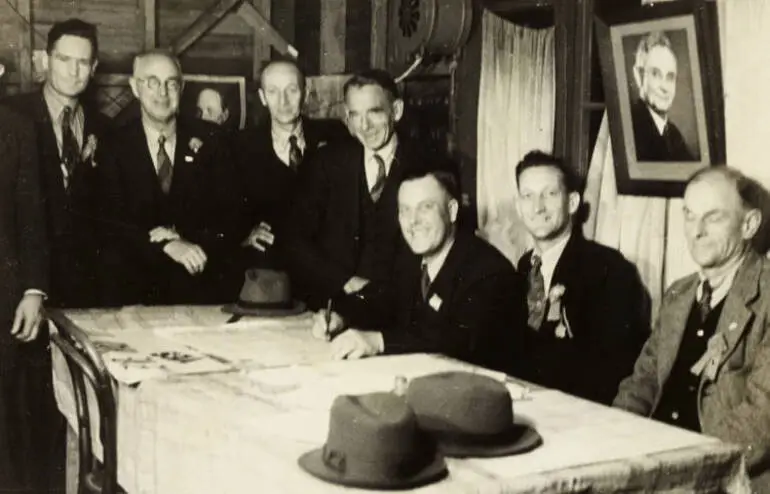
[2,91,109,307]
[234,117,350,268]
[283,136,435,308]
[345,232,526,374]
[614,250,770,491]
[631,99,696,162]
[96,117,240,305]
[518,234,650,404]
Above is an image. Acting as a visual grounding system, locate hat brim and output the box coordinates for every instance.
[297,448,448,490]
[433,424,542,458]
[221,300,306,317]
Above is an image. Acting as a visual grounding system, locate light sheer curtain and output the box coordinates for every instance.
[476,10,555,264]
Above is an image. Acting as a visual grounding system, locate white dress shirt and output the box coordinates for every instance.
[143,123,177,173]
[697,253,745,307]
[363,135,398,190]
[423,237,455,283]
[271,122,306,166]
[534,233,571,292]
[648,106,669,136]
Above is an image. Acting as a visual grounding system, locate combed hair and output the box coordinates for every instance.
[400,165,461,201]
[343,69,400,102]
[633,31,675,92]
[47,18,98,58]
[687,166,766,212]
[515,150,582,193]
[132,49,182,76]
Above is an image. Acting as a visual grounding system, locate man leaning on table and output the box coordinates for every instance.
[614,167,770,491]
[310,166,527,373]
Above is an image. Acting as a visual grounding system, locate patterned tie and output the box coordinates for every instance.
[420,263,431,301]
[157,135,173,194]
[61,106,79,185]
[369,154,387,202]
[288,135,303,171]
[698,280,713,322]
[527,254,546,330]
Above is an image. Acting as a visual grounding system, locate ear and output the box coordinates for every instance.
[41,52,50,73]
[567,191,581,215]
[392,98,404,123]
[742,208,762,240]
[258,88,267,107]
[222,108,230,123]
[129,77,140,98]
[632,66,644,96]
[89,59,99,78]
[448,198,459,224]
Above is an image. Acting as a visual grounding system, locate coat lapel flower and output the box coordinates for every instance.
[185,137,203,163]
[547,284,573,339]
[81,134,98,167]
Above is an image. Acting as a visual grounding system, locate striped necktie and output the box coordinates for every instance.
[369,154,386,202]
[157,135,173,194]
[527,254,546,330]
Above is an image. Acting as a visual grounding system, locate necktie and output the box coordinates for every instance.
[157,135,173,194]
[698,280,712,322]
[420,263,430,301]
[527,254,546,330]
[61,106,79,184]
[369,154,387,202]
[288,135,303,170]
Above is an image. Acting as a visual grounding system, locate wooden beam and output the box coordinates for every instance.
[16,0,33,92]
[370,0,387,69]
[140,0,157,49]
[319,0,346,74]
[568,0,594,177]
[238,0,296,57]
[271,0,296,47]
[171,0,244,55]
[249,0,271,81]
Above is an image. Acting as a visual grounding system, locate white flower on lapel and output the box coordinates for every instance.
[318,140,328,148]
[81,134,98,167]
[690,333,728,381]
[189,137,203,154]
[547,284,573,339]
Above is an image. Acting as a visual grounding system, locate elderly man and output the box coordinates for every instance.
[631,31,697,162]
[614,167,770,491]
[234,58,347,268]
[312,167,525,373]
[516,151,649,404]
[97,50,239,305]
[196,87,230,126]
[285,69,442,309]
[3,18,109,308]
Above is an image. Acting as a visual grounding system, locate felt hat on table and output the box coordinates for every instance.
[405,371,543,458]
[298,392,448,490]
[222,268,305,317]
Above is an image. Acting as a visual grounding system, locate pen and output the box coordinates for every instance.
[324,299,333,339]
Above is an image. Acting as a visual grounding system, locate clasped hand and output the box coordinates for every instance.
[242,222,275,252]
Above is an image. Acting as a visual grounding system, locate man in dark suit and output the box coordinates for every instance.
[3,18,109,308]
[284,69,434,309]
[516,151,649,404]
[0,101,53,492]
[615,168,770,492]
[234,58,348,269]
[97,50,240,305]
[312,167,526,373]
[630,31,697,162]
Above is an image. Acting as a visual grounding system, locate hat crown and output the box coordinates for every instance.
[406,372,513,435]
[323,393,436,480]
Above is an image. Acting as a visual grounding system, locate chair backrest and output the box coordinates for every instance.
[48,309,119,494]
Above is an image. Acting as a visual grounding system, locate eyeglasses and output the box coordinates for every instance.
[137,76,182,93]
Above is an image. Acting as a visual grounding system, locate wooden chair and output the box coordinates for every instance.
[48,309,125,494]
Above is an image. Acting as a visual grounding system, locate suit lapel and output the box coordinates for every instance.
[658,276,699,383]
[426,232,471,313]
[348,143,364,237]
[131,120,164,197]
[171,120,195,199]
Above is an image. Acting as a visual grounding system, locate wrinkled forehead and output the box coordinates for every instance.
[684,175,743,214]
[134,54,180,79]
[261,62,302,88]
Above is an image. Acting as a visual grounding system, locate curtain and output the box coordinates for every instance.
[476,10,556,264]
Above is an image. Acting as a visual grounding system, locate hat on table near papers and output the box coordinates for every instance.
[405,372,543,458]
[222,268,306,317]
[298,392,448,489]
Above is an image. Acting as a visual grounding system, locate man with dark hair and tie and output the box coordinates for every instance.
[516,151,649,405]
[97,50,239,305]
[3,18,108,308]
[615,167,770,492]
[234,58,348,269]
[284,69,440,308]
[310,167,526,373]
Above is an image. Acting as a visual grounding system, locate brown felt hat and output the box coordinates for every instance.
[222,268,305,317]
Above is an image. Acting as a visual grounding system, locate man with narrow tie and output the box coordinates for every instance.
[97,50,239,305]
[284,69,440,308]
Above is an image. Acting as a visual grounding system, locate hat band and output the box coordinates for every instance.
[236,299,295,310]
[321,444,434,480]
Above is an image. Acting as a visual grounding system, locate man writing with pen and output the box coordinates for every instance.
[310,166,527,374]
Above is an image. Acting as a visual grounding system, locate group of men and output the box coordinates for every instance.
[1,16,770,492]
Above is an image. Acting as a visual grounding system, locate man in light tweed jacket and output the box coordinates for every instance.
[614,167,770,491]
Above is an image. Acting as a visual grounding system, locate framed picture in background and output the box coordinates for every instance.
[595,0,724,197]
[179,74,247,130]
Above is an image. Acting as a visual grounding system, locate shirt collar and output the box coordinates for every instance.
[534,232,571,292]
[364,134,398,166]
[143,119,176,145]
[43,83,81,123]
[697,252,746,306]
[647,106,668,136]
[271,120,304,146]
[423,236,455,283]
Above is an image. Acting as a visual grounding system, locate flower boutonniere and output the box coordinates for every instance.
[690,333,728,382]
[546,284,573,339]
[189,137,203,154]
[81,134,98,167]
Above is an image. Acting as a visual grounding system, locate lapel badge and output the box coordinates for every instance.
[728,322,738,332]
[184,155,194,163]
[428,294,442,311]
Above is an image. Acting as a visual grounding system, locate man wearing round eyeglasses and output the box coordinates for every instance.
[96,50,240,305]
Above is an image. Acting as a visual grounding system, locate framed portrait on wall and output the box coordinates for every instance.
[595,0,724,197]
[178,75,247,130]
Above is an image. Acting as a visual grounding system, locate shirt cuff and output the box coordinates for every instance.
[375,331,385,353]
[24,289,47,299]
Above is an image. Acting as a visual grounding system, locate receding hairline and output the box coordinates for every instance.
[686,167,760,212]
[260,60,304,88]
[132,51,182,77]
[197,88,223,104]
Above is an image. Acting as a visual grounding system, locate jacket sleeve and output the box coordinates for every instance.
[15,114,49,293]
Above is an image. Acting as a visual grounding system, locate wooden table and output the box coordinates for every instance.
[50,306,752,493]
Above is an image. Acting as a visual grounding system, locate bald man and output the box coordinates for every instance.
[196,87,229,126]
[96,50,240,305]
[234,58,349,270]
